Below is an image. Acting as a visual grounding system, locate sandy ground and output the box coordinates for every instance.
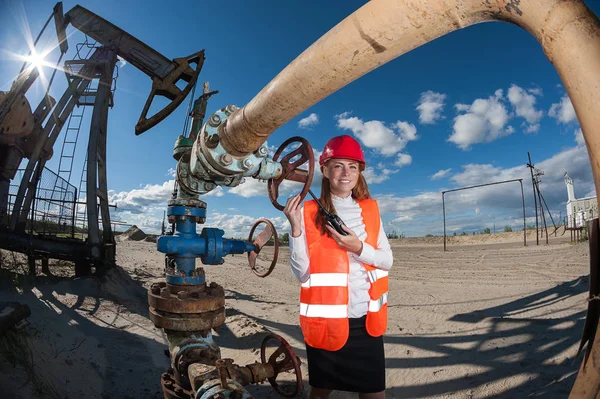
[0,229,591,398]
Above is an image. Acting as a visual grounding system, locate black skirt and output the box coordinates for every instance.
[305,316,386,393]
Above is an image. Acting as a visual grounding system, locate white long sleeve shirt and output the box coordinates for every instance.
[289,195,393,318]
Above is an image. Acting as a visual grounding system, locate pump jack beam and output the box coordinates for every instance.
[64,5,204,135]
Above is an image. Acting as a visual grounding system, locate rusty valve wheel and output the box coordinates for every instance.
[268,136,315,211]
[248,218,279,278]
[261,333,303,398]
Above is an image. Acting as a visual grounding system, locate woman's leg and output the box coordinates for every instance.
[309,388,332,398]
[359,391,385,399]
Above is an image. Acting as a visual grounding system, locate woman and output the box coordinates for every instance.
[283,135,394,399]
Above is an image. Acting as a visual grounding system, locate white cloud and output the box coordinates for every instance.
[117,56,127,68]
[204,187,224,197]
[395,153,412,167]
[549,94,577,124]
[395,121,418,141]
[448,91,513,150]
[335,114,418,157]
[507,84,543,132]
[335,111,352,119]
[431,168,452,180]
[448,85,550,148]
[378,143,595,237]
[416,91,447,124]
[206,212,290,239]
[363,164,395,184]
[267,144,278,158]
[575,128,585,147]
[108,180,174,214]
[167,168,176,177]
[229,178,268,198]
[105,177,228,233]
[298,113,319,129]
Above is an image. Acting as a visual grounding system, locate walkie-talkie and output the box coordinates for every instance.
[308,189,348,236]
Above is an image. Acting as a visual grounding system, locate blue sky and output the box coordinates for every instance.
[2,0,599,237]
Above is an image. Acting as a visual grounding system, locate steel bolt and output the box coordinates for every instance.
[258,146,268,156]
[204,182,216,191]
[243,158,253,169]
[220,154,233,166]
[192,268,205,277]
[177,291,189,299]
[164,380,173,388]
[160,287,170,298]
[210,114,221,126]
[225,104,237,113]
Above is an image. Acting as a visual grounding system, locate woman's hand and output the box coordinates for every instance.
[283,194,303,238]
[326,224,363,255]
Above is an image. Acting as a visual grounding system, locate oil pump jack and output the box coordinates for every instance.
[0,3,203,275]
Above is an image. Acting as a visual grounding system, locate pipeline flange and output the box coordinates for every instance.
[149,282,226,331]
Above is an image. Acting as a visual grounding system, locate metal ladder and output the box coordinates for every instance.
[76,152,88,239]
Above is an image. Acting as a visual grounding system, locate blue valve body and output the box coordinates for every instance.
[157,205,255,285]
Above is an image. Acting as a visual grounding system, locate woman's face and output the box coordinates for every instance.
[323,158,360,198]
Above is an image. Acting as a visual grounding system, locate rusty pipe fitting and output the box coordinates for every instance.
[215,359,229,388]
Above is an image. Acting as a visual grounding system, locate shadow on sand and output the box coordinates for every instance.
[0,265,168,399]
[218,275,589,398]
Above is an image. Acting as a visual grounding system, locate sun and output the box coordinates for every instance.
[23,48,47,71]
[20,46,55,75]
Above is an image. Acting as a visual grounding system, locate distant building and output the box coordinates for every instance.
[565,172,598,228]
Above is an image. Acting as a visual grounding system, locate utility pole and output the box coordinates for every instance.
[527,152,539,245]
[535,177,549,244]
[528,152,550,244]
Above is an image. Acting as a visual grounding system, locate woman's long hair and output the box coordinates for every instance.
[315,162,371,236]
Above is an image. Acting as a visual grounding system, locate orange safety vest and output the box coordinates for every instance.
[300,199,389,351]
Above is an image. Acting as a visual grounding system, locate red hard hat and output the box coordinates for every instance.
[319,135,366,166]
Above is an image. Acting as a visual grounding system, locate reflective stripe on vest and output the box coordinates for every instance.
[368,292,388,312]
[300,303,348,318]
[367,269,388,283]
[299,198,388,351]
[301,273,348,288]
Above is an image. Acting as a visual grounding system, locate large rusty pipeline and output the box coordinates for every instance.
[221,0,600,177]
[220,1,600,396]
